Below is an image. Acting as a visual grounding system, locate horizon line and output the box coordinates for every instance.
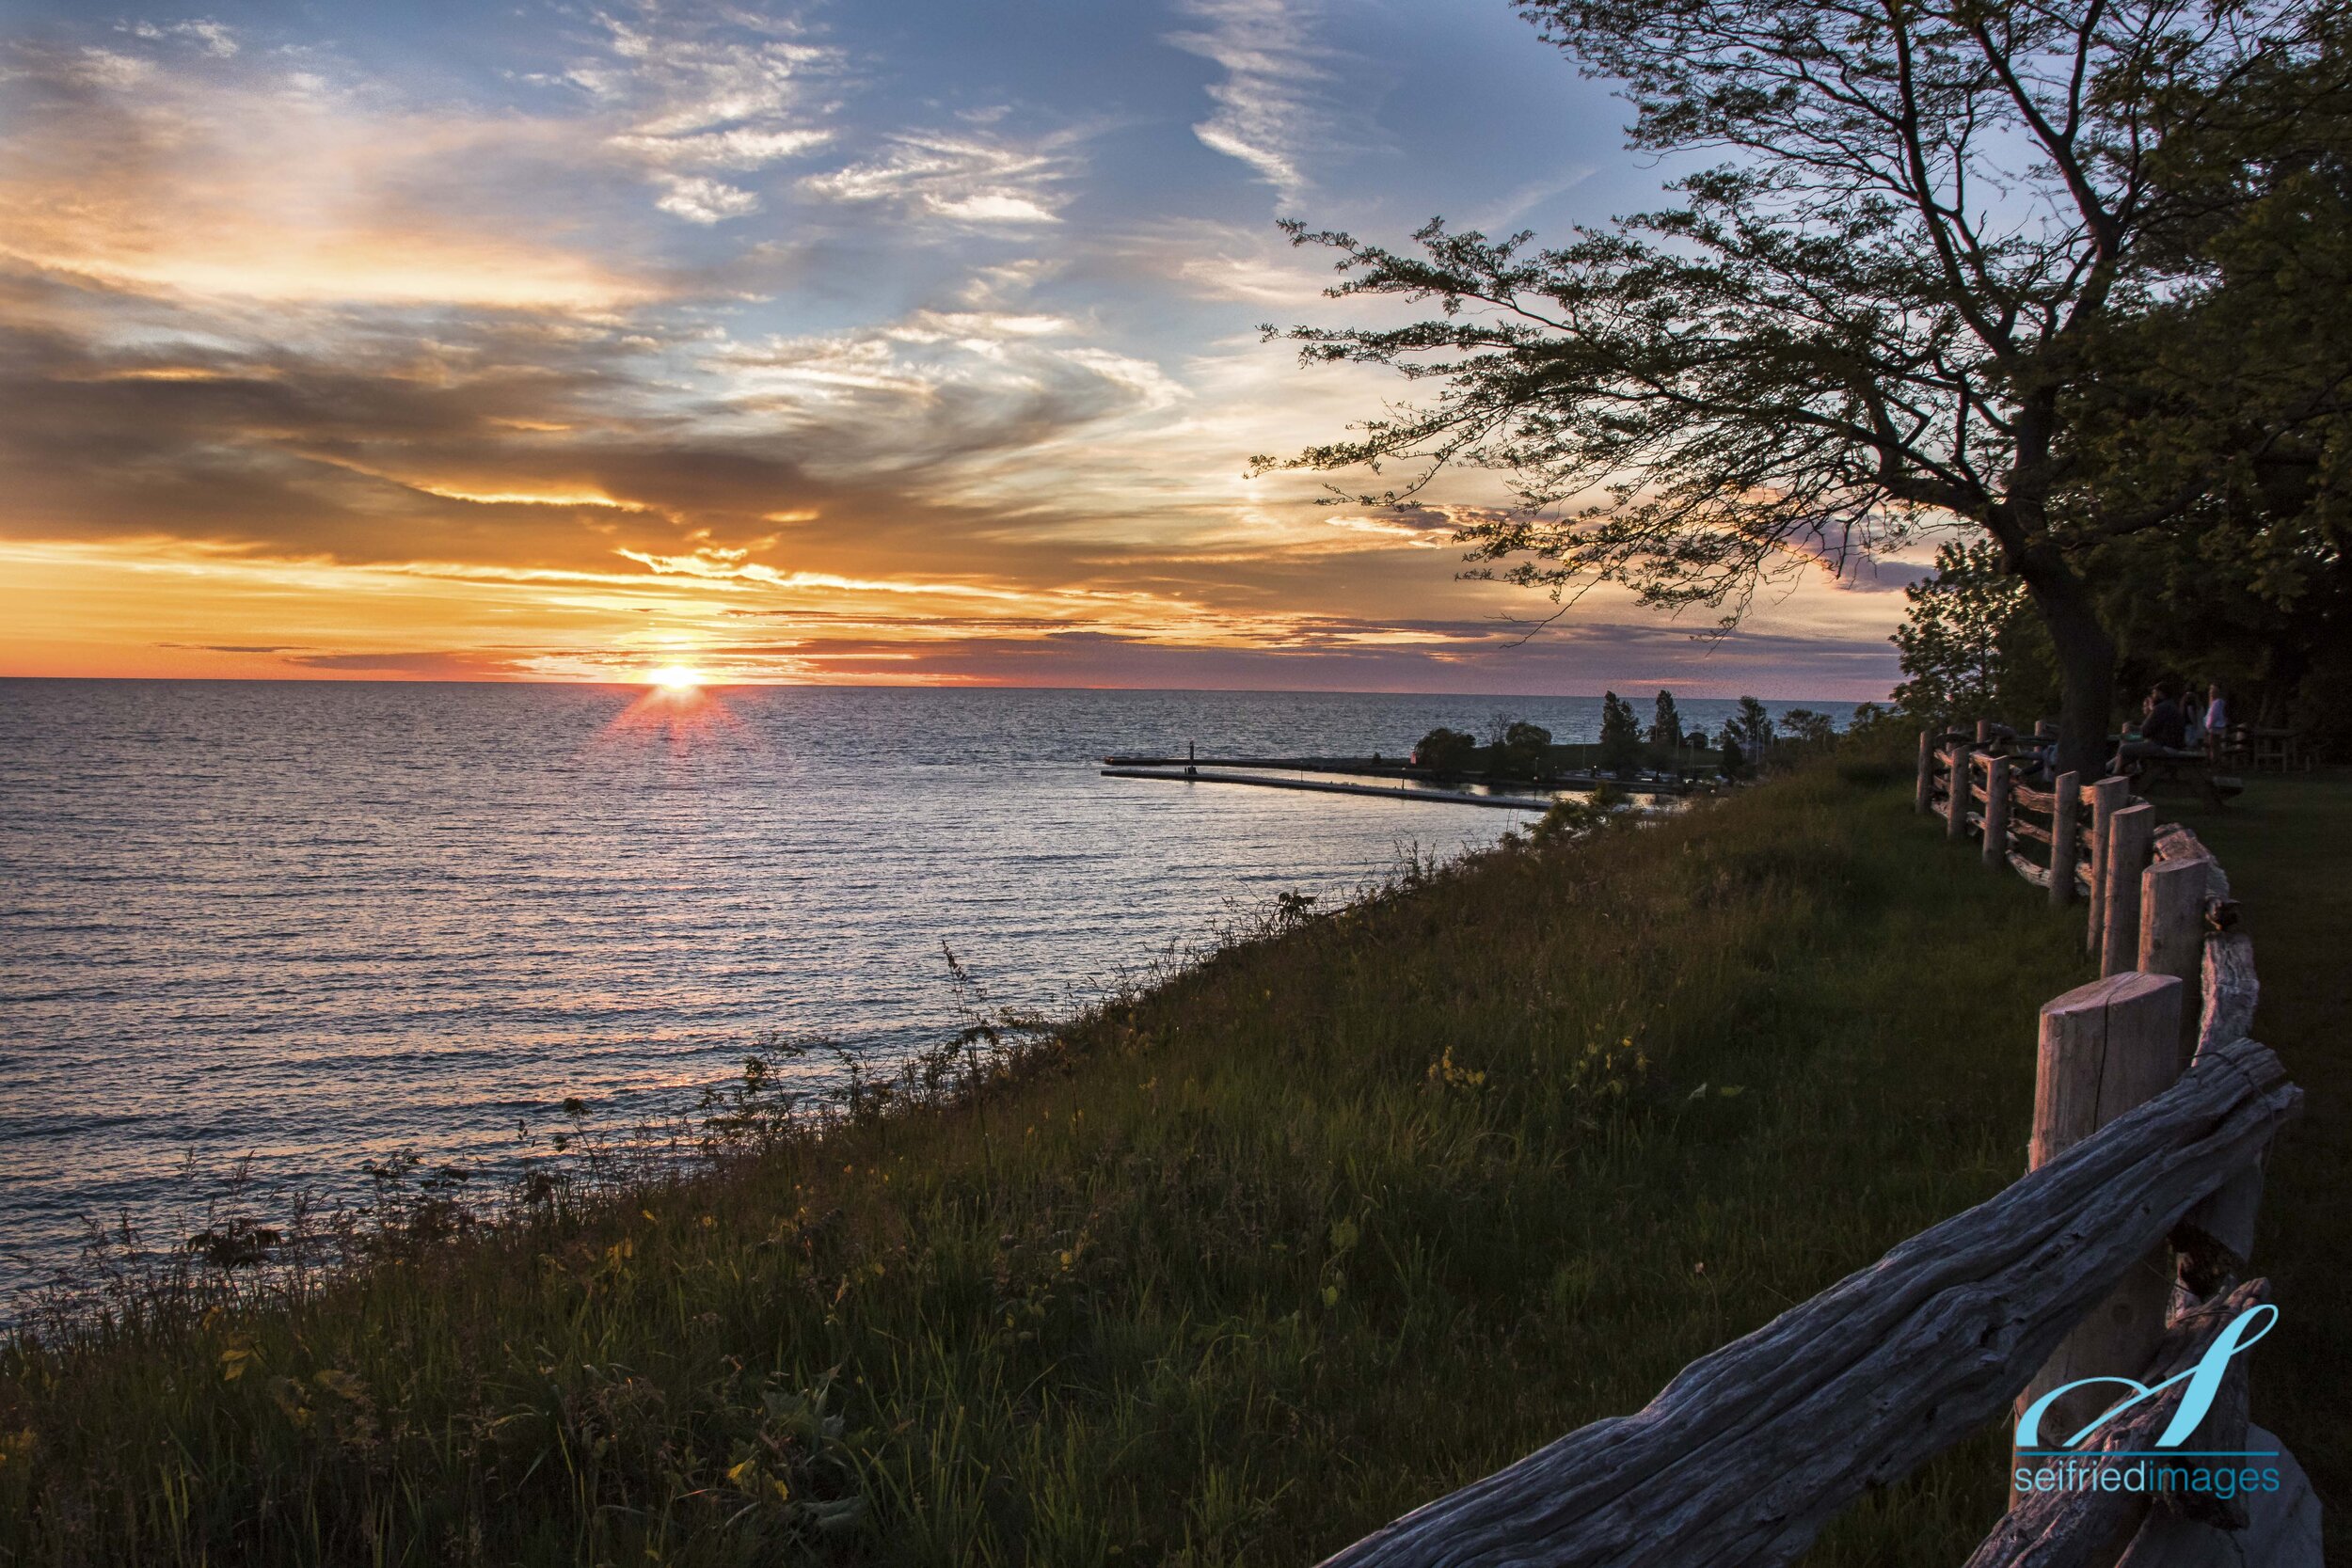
[0,673,1892,704]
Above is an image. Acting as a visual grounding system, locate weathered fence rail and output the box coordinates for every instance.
[1315,736,2316,1568]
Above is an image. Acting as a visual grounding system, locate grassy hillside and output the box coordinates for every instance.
[2158,772,2350,1560]
[2,767,2137,1565]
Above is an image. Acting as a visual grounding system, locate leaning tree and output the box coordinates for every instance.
[1262,0,2333,777]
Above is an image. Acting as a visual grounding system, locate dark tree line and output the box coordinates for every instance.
[1410,689,1788,781]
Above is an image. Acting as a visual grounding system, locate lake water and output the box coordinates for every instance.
[0,681,1835,1298]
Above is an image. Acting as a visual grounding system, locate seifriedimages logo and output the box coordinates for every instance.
[2012,1304,2281,1499]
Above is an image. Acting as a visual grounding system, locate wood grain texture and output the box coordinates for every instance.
[1985,757,2013,870]
[2087,778,2131,955]
[2176,940,2267,1299]
[1314,1039,2300,1568]
[2196,937,2257,1056]
[2103,805,2157,977]
[2019,974,2186,1442]
[2029,974,2185,1169]
[2139,862,2208,1059]
[2050,773,2082,909]
[2153,824,2233,917]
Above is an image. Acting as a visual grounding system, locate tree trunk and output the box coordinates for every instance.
[1993,419,2117,780]
[2022,558,2116,780]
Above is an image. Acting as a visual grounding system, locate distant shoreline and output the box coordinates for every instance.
[0,672,1894,704]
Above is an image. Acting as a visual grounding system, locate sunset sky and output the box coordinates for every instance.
[0,1,1928,696]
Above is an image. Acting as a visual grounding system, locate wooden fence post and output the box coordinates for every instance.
[2016,972,2185,1460]
[2085,776,2129,955]
[1982,755,2010,870]
[1915,730,1935,814]
[2048,771,2080,908]
[1946,746,1970,841]
[1977,719,1993,746]
[2139,858,2206,1062]
[2176,931,2267,1304]
[2100,802,2156,977]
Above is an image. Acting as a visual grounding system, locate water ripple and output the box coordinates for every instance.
[0,681,1811,1292]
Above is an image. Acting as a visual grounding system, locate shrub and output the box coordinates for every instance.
[1412,726,1478,776]
[1493,721,1553,779]
[1779,708,1837,752]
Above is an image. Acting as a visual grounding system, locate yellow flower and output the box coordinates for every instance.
[217,1337,258,1382]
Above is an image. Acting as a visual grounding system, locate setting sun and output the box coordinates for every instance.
[647,665,704,690]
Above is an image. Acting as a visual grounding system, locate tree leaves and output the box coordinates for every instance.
[1264,0,2339,769]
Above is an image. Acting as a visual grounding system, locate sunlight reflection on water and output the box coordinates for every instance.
[0,681,1820,1291]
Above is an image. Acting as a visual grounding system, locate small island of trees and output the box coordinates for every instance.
[1406,689,1828,784]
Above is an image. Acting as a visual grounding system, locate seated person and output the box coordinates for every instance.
[2112,682,2198,774]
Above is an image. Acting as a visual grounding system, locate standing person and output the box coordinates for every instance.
[2203,683,2230,762]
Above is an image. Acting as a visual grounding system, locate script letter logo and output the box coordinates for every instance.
[2015,1304,2277,1450]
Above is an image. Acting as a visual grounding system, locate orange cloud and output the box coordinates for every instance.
[0,47,659,310]
[0,15,1909,695]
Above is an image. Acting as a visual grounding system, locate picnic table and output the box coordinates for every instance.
[2247,724,2306,771]
[2112,728,2245,806]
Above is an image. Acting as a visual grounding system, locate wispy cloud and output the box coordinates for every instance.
[799,131,1077,226]
[613,125,833,168]
[1475,166,1599,230]
[0,39,661,308]
[656,174,764,223]
[587,10,833,133]
[712,303,1186,481]
[574,7,841,224]
[283,649,526,676]
[1166,0,1334,196]
[124,18,237,57]
[1325,515,1448,548]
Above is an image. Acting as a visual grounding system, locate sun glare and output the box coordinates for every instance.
[606,664,739,746]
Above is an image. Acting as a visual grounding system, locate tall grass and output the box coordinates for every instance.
[2169,772,2350,1560]
[0,766,2096,1566]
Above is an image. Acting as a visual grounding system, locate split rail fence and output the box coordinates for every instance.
[1313,729,2317,1568]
